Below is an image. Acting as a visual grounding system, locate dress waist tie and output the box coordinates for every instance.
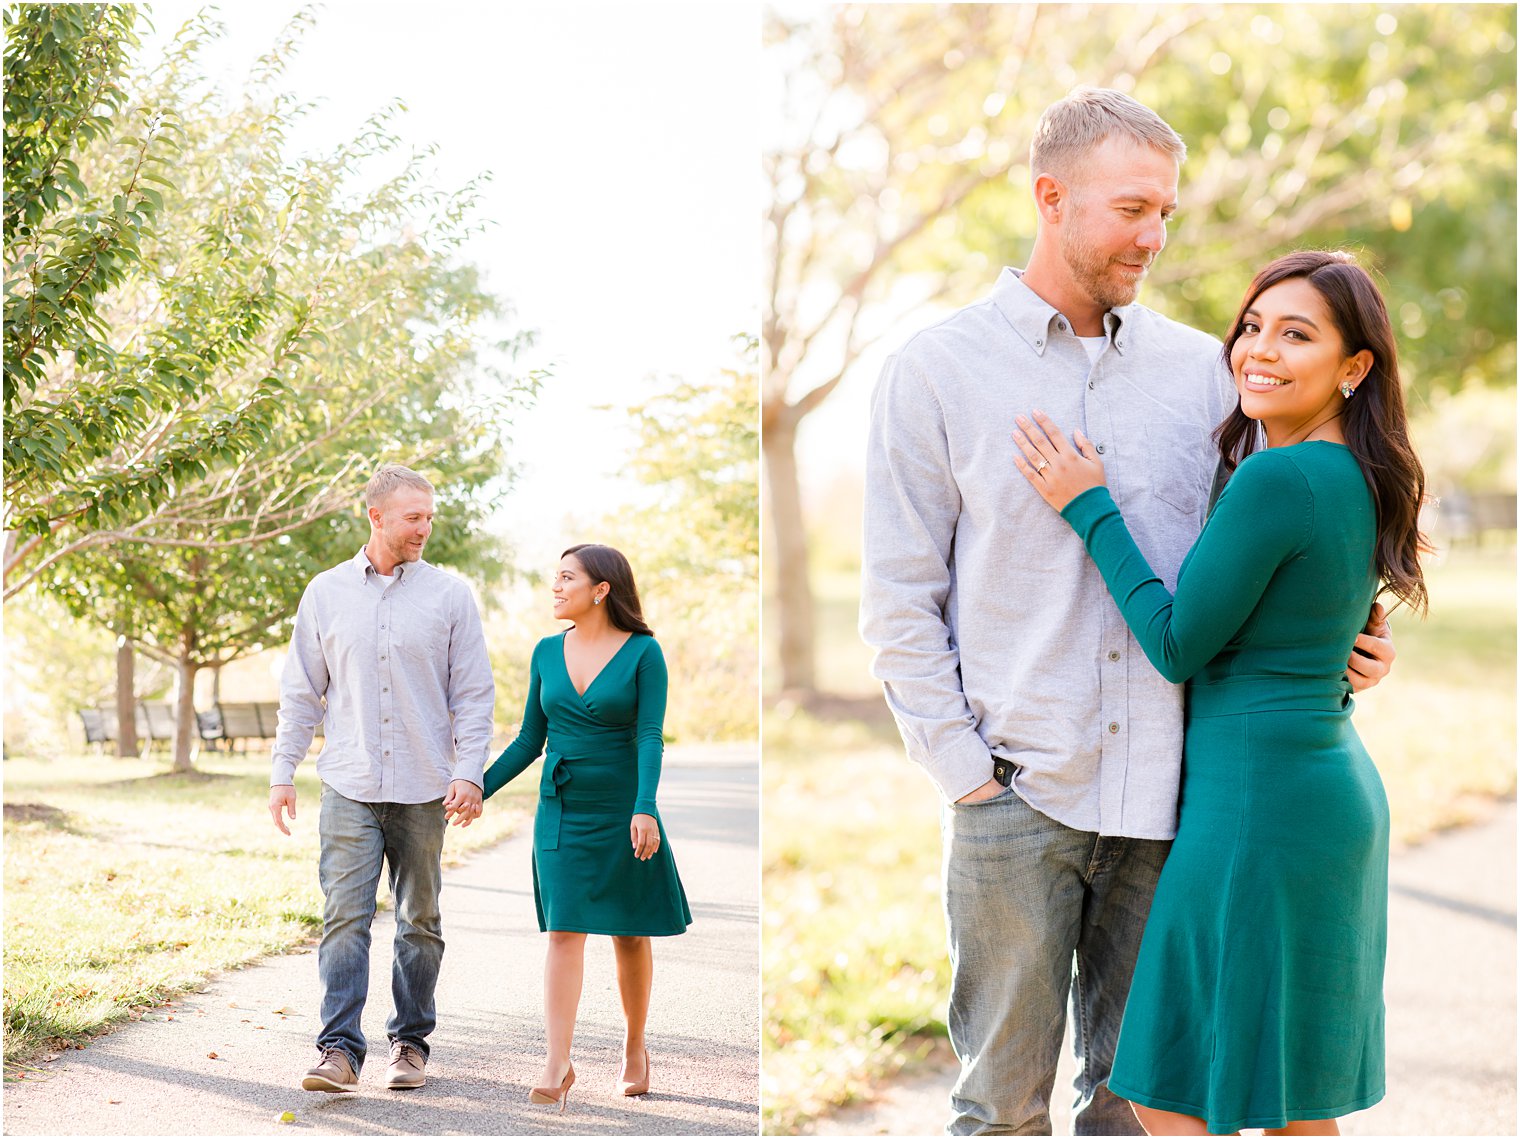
[538,750,572,850]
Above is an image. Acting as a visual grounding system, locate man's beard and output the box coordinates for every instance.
[387,533,424,563]
[1061,223,1151,310]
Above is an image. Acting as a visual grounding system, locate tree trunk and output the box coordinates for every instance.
[763,409,817,696]
[115,636,139,758]
[171,654,199,774]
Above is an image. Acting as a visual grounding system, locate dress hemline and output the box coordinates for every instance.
[1108,1079,1386,1134]
[540,923,690,938]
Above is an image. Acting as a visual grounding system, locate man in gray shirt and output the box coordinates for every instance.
[268,464,495,1093]
[860,88,1392,1134]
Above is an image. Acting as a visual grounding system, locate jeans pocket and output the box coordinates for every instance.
[951,784,1016,810]
[1144,419,1212,515]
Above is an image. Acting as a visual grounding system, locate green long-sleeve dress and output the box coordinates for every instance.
[483,631,691,937]
[1060,441,1387,1134]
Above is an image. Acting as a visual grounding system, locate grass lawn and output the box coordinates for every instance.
[2,751,536,1070]
[762,545,1516,1134]
[762,709,945,1132]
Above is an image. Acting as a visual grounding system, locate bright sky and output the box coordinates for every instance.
[138,2,758,560]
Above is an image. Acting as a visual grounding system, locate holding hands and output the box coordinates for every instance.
[443,779,484,827]
[1010,411,1106,511]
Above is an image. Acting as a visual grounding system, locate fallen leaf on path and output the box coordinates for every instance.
[271,1006,297,1015]
[107,1099,121,1105]
[43,1054,58,1063]
[207,1052,219,1060]
[276,1111,296,1124]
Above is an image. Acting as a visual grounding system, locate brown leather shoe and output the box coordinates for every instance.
[385,1039,426,1090]
[302,1046,358,1092]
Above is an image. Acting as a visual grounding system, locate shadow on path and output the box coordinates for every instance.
[2,753,760,1136]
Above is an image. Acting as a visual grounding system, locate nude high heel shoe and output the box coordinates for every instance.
[529,1062,575,1112]
[618,1047,650,1097]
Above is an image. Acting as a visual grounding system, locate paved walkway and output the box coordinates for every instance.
[810,800,1517,1136]
[3,745,759,1136]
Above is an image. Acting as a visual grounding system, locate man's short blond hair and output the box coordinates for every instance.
[1030,87,1186,187]
[365,464,434,510]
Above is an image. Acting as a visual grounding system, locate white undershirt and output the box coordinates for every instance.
[1077,334,1107,365]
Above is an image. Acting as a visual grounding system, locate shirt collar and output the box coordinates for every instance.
[352,545,427,583]
[991,266,1135,357]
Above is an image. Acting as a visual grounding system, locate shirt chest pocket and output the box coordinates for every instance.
[1144,420,1213,516]
[392,607,450,662]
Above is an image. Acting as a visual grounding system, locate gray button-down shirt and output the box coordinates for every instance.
[861,267,1235,839]
[270,547,495,802]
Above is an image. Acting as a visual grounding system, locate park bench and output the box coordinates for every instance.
[77,701,176,755]
[78,705,146,750]
[197,701,323,751]
[1434,490,1518,547]
[81,700,322,754]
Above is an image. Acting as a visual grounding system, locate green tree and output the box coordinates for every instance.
[765,2,1516,694]
[46,475,506,773]
[2,8,539,600]
[13,10,538,768]
[596,337,760,740]
[613,335,759,587]
[1,591,174,758]
[3,5,290,584]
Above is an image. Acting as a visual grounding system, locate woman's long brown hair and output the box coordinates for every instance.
[562,543,655,636]
[1216,250,1431,615]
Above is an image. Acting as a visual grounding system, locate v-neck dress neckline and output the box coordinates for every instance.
[479,631,692,938]
[560,629,633,699]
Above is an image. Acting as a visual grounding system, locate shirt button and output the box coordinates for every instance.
[384,750,390,756]
[1108,722,1120,734]
[1057,320,1067,331]
[1035,339,1044,348]
[383,687,389,693]
[1108,651,1120,661]
[1096,444,1106,454]
[1087,380,1095,390]
[380,654,387,660]
[384,718,390,723]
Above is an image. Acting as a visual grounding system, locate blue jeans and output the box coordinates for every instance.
[316,785,446,1071]
[941,787,1170,1135]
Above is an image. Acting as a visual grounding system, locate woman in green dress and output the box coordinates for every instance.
[483,543,690,1110]
[1011,251,1429,1136]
